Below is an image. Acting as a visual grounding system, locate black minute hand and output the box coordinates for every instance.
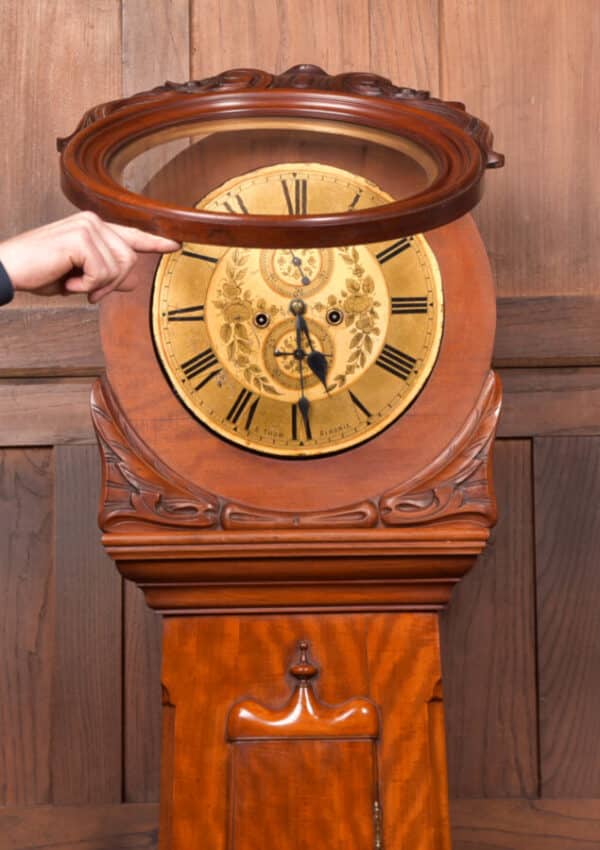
[294,312,311,438]
[298,313,329,391]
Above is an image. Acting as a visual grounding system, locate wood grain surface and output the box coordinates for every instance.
[0,379,96,445]
[442,441,537,797]
[4,295,600,379]
[1,2,599,848]
[52,445,122,804]
[3,798,600,850]
[124,583,162,803]
[161,614,450,850]
[0,0,121,239]
[450,798,600,849]
[0,449,53,805]
[191,0,370,77]
[535,437,600,797]
[498,369,600,438]
[441,0,600,298]
[0,803,160,850]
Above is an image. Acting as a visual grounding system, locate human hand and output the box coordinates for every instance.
[0,212,180,303]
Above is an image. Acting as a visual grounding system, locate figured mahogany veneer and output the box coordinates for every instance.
[97,215,496,516]
[160,614,451,850]
[227,641,379,740]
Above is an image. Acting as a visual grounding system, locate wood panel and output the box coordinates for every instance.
[51,445,122,804]
[442,440,537,797]
[0,379,96,446]
[0,2,598,846]
[3,798,600,850]
[124,583,162,802]
[0,803,160,850]
[441,0,600,298]
[120,0,189,805]
[190,0,370,77]
[369,0,439,87]
[451,798,600,850]
[498,369,600,439]
[0,449,53,805]
[535,437,600,797]
[494,297,600,368]
[0,0,122,312]
[0,306,103,377]
[6,295,600,380]
[3,370,600,448]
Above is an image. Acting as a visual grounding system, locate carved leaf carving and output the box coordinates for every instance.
[379,371,502,527]
[91,380,219,531]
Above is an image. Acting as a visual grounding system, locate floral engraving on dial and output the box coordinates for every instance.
[315,246,382,389]
[211,248,283,396]
[151,162,444,458]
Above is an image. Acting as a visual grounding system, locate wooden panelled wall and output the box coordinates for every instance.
[1,2,599,848]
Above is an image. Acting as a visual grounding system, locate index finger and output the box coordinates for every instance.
[107,223,180,253]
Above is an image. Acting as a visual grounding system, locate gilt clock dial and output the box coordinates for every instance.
[151,163,443,457]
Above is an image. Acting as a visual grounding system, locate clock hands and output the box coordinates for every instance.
[289,250,311,286]
[298,314,329,391]
[289,298,329,392]
[273,298,332,438]
[292,302,311,436]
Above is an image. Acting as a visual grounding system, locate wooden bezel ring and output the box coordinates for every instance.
[58,65,504,248]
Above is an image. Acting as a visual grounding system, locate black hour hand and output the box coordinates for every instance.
[299,315,329,391]
[306,350,328,390]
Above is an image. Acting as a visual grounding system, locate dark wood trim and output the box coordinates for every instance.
[450,798,600,848]
[0,365,598,448]
[0,803,159,850]
[0,306,103,377]
[3,798,599,850]
[498,367,600,437]
[494,295,600,367]
[3,295,599,378]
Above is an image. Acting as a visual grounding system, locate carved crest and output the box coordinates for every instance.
[58,65,503,169]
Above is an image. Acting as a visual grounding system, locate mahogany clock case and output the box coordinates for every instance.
[99,213,495,516]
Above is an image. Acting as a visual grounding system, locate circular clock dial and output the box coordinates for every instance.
[151,163,443,457]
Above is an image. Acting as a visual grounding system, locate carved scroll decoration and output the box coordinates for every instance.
[91,379,219,531]
[91,372,500,533]
[379,371,502,527]
[221,501,379,530]
[227,641,379,741]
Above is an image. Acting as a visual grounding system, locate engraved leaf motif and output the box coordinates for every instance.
[220,324,232,343]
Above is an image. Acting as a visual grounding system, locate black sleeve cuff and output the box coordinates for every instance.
[0,260,14,306]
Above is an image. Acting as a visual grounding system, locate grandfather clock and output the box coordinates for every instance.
[59,66,503,850]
